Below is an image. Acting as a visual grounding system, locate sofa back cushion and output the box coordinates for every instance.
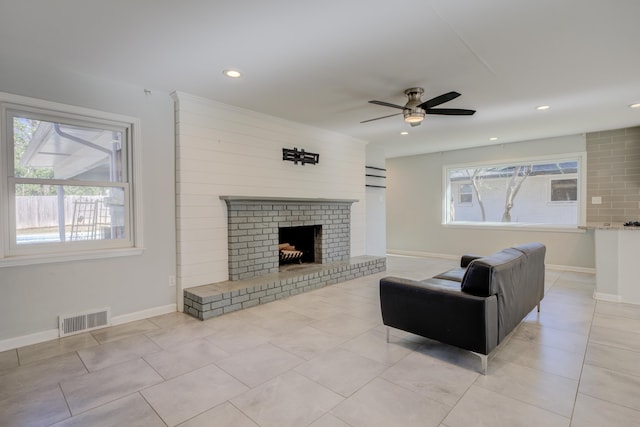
[460,248,524,297]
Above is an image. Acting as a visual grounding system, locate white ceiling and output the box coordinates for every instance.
[2,0,639,158]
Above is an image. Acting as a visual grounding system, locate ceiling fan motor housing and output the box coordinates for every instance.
[403,88,426,123]
[404,87,425,109]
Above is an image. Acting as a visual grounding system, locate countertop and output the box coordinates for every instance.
[579,223,640,230]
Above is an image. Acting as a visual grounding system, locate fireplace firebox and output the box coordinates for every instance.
[279,225,321,265]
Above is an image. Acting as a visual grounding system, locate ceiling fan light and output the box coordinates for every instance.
[404,109,425,124]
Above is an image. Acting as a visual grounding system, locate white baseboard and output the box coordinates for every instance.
[593,292,640,305]
[593,292,622,303]
[111,304,177,326]
[0,304,177,352]
[0,329,59,352]
[387,250,596,274]
[386,250,459,260]
[545,264,596,274]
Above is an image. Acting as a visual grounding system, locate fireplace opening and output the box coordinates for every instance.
[278,225,321,267]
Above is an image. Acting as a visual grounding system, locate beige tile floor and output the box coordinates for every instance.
[2,255,640,426]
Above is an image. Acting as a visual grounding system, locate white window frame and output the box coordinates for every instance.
[442,153,587,231]
[0,92,143,266]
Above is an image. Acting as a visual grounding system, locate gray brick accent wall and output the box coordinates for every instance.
[222,197,356,281]
[586,126,640,224]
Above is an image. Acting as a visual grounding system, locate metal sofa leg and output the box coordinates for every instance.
[386,327,390,343]
[537,302,541,312]
[472,352,488,375]
[479,353,488,375]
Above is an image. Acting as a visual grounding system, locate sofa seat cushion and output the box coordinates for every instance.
[421,277,463,292]
[433,268,466,282]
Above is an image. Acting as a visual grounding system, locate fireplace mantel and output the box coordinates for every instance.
[220,196,358,204]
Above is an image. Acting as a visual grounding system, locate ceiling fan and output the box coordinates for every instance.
[361,87,476,127]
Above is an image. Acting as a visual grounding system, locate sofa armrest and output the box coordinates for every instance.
[379,277,498,355]
[461,254,483,268]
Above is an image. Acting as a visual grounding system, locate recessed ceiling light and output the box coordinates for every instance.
[536,105,550,111]
[489,137,498,141]
[400,131,409,135]
[629,103,640,109]
[223,69,242,78]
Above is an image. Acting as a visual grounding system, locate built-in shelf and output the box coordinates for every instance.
[365,166,386,189]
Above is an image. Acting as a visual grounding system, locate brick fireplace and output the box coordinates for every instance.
[182,196,386,320]
[220,196,354,280]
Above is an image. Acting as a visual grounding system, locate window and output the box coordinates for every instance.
[459,184,473,204]
[444,156,584,227]
[550,178,577,202]
[1,93,141,263]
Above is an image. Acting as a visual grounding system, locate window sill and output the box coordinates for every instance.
[0,247,144,268]
[443,222,586,233]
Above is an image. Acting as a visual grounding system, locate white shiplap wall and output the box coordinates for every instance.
[173,92,368,290]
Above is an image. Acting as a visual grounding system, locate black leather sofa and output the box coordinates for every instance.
[380,242,546,374]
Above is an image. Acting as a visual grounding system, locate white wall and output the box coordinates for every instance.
[0,58,177,348]
[386,135,595,269]
[174,93,368,292]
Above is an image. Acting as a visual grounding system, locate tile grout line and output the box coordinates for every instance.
[137,391,169,427]
[567,290,598,425]
[54,382,73,426]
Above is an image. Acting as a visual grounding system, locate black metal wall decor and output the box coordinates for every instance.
[282,147,319,165]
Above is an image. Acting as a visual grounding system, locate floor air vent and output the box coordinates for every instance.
[59,308,110,337]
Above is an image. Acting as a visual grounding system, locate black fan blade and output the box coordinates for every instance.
[369,100,405,110]
[418,91,461,110]
[426,108,476,116]
[360,112,403,123]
